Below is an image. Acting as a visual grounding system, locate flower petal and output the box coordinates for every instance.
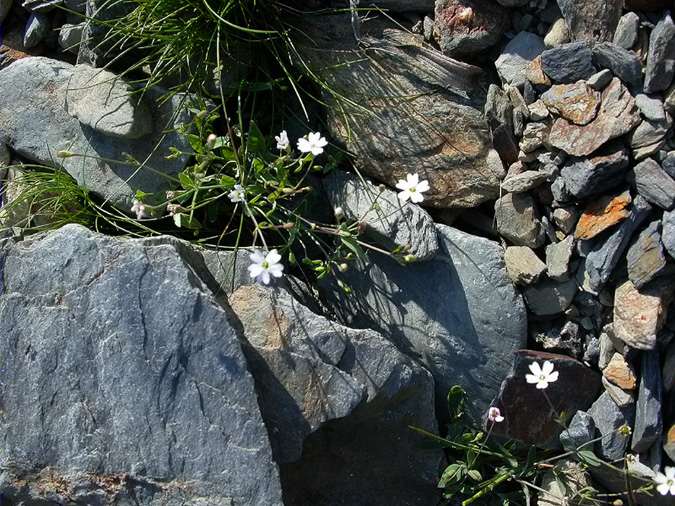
[547,371,559,383]
[542,361,555,375]
[260,270,271,285]
[297,138,311,153]
[525,374,538,384]
[666,467,675,479]
[407,173,419,185]
[266,249,282,265]
[248,264,263,278]
[250,250,265,263]
[410,192,424,204]
[528,362,542,376]
[270,264,284,277]
[536,381,549,389]
[395,180,409,191]
[417,180,430,193]
[397,190,411,203]
[656,482,670,495]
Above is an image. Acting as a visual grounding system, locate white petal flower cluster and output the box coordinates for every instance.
[228,184,246,203]
[275,130,290,151]
[248,249,284,285]
[131,199,149,220]
[395,173,430,204]
[297,131,328,156]
[525,361,559,390]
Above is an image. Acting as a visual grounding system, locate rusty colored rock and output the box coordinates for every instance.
[541,82,601,125]
[613,280,669,350]
[0,28,44,69]
[602,352,637,390]
[574,191,631,240]
[526,56,552,86]
[548,78,640,157]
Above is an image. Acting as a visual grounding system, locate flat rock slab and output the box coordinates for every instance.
[541,42,596,84]
[613,279,669,350]
[626,220,668,288]
[0,225,283,505]
[541,82,600,125]
[588,392,634,461]
[0,57,192,208]
[574,191,631,240]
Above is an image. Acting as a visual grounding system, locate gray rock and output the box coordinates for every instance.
[553,207,579,234]
[528,99,549,121]
[58,22,85,54]
[23,12,49,49]
[67,64,153,139]
[584,196,653,291]
[587,69,613,90]
[0,225,284,505]
[662,209,675,259]
[546,235,574,281]
[644,14,675,94]
[663,341,675,392]
[495,31,547,89]
[501,170,548,193]
[632,351,663,453]
[77,0,134,67]
[556,0,622,42]
[485,84,513,129]
[322,170,439,261]
[592,42,642,90]
[544,18,570,48]
[540,41,596,83]
[0,142,9,165]
[0,0,11,25]
[523,278,578,316]
[318,224,527,418]
[560,410,595,451]
[519,121,550,153]
[587,392,635,461]
[629,115,672,152]
[626,220,668,288]
[602,376,635,407]
[0,57,192,208]
[662,151,675,178]
[613,12,640,49]
[635,94,667,121]
[229,284,442,505]
[634,158,675,209]
[495,192,544,248]
[557,142,629,200]
[599,331,618,370]
[504,246,547,285]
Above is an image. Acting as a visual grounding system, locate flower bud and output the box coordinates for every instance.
[206,134,218,149]
[338,263,349,272]
[403,254,416,264]
[282,222,295,230]
[56,150,75,158]
[334,206,344,220]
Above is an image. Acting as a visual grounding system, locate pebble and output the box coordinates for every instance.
[501,170,548,193]
[545,235,574,281]
[523,277,578,316]
[626,220,668,289]
[544,18,570,48]
[644,14,675,94]
[540,42,596,83]
[495,192,545,248]
[635,94,667,121]
[528,99,549,121]
[603,352,637,390]
[560,410,595,452]
[504,246,547,285]
[526,56,552,86]
[633,158,675,210]
[495,31,547,87]
[632,350,663,453]
[591,42,643,90]
[614,279,667,350]
[587,69,613,91]
[552,206,578,234]
[598,330,617,369]
[574,191,631,240]
[587,391,635,461]
[541,82,600,125]
[23,12,49,49]
[613,11,640,49]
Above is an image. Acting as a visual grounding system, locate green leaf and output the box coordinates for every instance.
[220,175,237,188]
[187,134,203,154]
[577,449,604,468]
[247,121,266,155]
[179,172,194,190]
[467,469,482,482]
[173,213,201,230]
[438,464,464,488]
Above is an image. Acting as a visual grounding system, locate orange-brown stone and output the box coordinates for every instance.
[602,353,637,390]
[575,191,631,240]
[526,56,551,86]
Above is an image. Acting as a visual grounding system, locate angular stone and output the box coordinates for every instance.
[592,42,643,90]
[546,235,574,281]
[519,121,550,153]
[587,69,613,90]
[603,353,637,390]
[553,207,579,234]
[635,94,667,121]
[663,341,675,392]
[644,14,675,94]
[560,410,595,451]
[501,170,548,193]
[540,42,596,84]
[613,12,640,49]
[490,350,601,447]
[587,391,635,461]
[662,209,675,259]
[22,0,61,11]
[0,57,192,208]
[0,225,284,505]
[322,170,440,261]
[485,84,513,129]
[630,116,672,152]
[634,158,675,210]
[23,12,49,49]
[318,224,527,418]
[614,279,668,350]
[526,55,552,86]
[574,191,631,240]
[602,376,635,407]
[548,78,640,157]
[556,0,622,42]
[495,192,544,248]
[300,16,498,208]
[626,220,668,288]
[433,0,508,57]
[504,246,547,285]
[58,23,84,54]
[544,18,570,48]
[632,351,663,453]
[557,142,629,200]
[541,82,600,125]
[496,31,547,87]
[528,99,549,121]
[531,319,582,357]
[523,278,578,316]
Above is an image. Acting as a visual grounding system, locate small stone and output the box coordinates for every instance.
[635,94,667,121]
[587,391,635,461]
[598,331,617,369]
[626,220,668,289]
[631,350,663,453]
[587,69,613,90]
[603,352,637,390]
[560,410,595,452]
[526,55,552,86]
[493,124,519,165]
[504,246,547,285]
[423,16,434,41]
[58,23,85,54]
[662,151,675,178]
[546,235,574,281]
[544,18,570,48]
[501,170,548,193]
[541,82,600,125]
[613,12,640,49]
[495,192,544,248]
[520,121,550,153]
[23,12,49,49]
[508,86,529,136]
[553,207,579,234]
[661,209,675,259]
[614,279,668,350]
[540,42,596,84]
[602,376,635,407]
[523,278,578,316]
[574,191,631,240]
[644,14,675,94]
[556,0,622,43]
[634,158,675,210]
[592,42,643,90]
[528,99,549,120]
[496,31,547,87]
[630,115,672,152]
[485,84,513,129]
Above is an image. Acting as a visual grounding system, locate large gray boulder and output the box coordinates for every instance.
[298,15,499,208]
[0,57,192,208]
[0,225,283,505]
[318,224,527,417]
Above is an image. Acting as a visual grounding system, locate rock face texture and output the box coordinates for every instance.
[299,15,499,208]
[0,225,283,505]
[557,0,623,43]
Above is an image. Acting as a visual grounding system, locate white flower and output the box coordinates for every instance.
[166,203,182,216]
[248,249,284,285]
[275,130,290,151]
[131,199,149,220]
[395,173,430,204]
[228,184,245,203]
[655,467,675,496]
[297,132,328,156]
[487,407,504,423]
[206,133,218,149]
[525,361,559,390]
[334,206,344,220]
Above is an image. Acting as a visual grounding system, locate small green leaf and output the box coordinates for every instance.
[467,469,482,482]
[179,172,194,190]
[187,134,203,154]
[246,121,266,155]
[220,175,237,188]
[173,212,201,230]
[577,449,604,468]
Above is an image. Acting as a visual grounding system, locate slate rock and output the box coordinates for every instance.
[560,410,595,451]
[58,23,84,54]
[592,42,642,90]
[531,319,582,357]
[548,78,640,157]
[485,84,513,129]
[574,191,631,240]
[662,209,675,259]
[318,224,527,418]
[77,0,135,67]
[632,350,663,453]
[541,82,600,125]
[587,392,635,461]
[519,121,550,153]
[495,192,544,248]
[0,57,192,208]
[663,340,675,392]
[540,42,596,83]
[614,279,669,350]
[433,0,508,57]
[602,376,635,408]
[322,170,440,261]
[629,116,672,153]
[504,245,547,285]
[613,12,640,49]
[490,350,601,447]
[626,220,668,289]
[546,235,574,281]
[635,94,667,121]
[603,352,637,390]
[496,32,547,87]
[634,158,675,210]
[23,12,49,49]
[528,99,549,121]
[0,225,284,505]
[300,16,498,208]
[523,277,578,316]
[587,69,613,90]
[663,151,675,178]
[501,170,548,193]
[644,14,675,94]
[556,0,622,42]
[553,207,579,234]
